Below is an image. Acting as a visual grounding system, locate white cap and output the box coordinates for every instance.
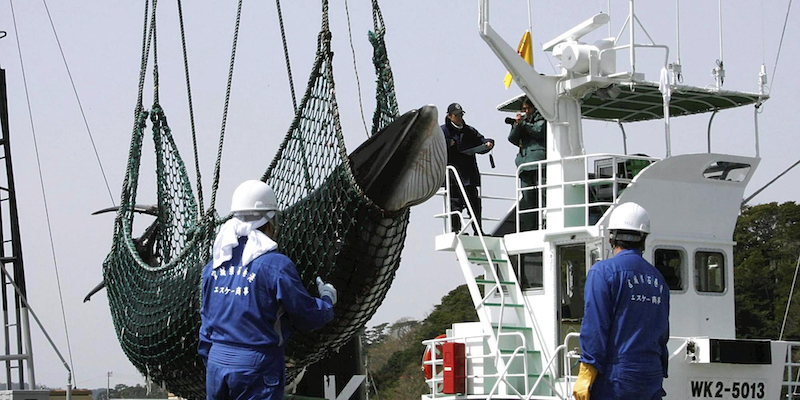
[230,180,279,215]
[608,202,651,234]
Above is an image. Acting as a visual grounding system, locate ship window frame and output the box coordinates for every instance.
[702,161,751,182]
[694,250,727,294]
[518,251,544,292]
[653,247,686,293]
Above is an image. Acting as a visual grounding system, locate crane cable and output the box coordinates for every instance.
[207,0,244,210]
[42,2,115,207]
[275,0,297,111]
[176,0,204,218]
[742,0,797,205]
[780,252,800,340]
[771,0,794,91]
[9,0,77,382]
[344,0,370,138]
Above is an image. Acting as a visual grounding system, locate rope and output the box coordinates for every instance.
[9,0,77,383]
[344,0,370,138]
[41,0,115,208]
[275,0,298,111]
[771,0,794,89]
[208,0,244,210]
[176,0,204,218]
[134,0,152,113]
[780,252,800,340]
[741,157,800,206]
[150,0,160,105]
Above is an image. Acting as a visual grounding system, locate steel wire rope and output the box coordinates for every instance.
[771,0,793,91]
[41,0,115,208]
[175,0,204,218]
[274,0,314,194]
[344,0,370,138]
[8,0,76,383]
[275,0,297,111]
[742,158,800,206]
[150,0,160,106]
[780,252,800,340]
[208,0,245,209]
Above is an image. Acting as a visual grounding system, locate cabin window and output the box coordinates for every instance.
[519,252,544,290]
[695,251,726,293]
[703,161,751,182]
[654,248,685,291]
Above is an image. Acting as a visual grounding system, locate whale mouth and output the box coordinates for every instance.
[349,105,445,211]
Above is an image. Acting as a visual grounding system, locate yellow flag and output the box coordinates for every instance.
[504,30,533,89]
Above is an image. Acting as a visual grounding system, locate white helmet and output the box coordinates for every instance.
[230,180,279,215]
[608,202,651,234]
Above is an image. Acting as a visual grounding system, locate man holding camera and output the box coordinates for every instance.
[507,97,546,230]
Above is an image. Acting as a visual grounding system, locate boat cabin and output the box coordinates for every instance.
[428,2,798,399]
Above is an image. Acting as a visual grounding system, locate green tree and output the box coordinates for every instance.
[368,284,477,400]
[734,202,800,339]
[95,383,168,399]
[364,322,390,347]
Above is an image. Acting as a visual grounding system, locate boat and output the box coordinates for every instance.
[423,1,800,399]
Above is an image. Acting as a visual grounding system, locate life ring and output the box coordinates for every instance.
[422,334,447,380]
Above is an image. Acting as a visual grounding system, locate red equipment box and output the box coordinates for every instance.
[442,342,466,394]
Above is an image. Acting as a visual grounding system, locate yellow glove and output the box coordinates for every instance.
[573,362,598,400]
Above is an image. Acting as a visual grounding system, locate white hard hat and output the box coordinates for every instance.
[230,180,279,214]
[608,202,651,234]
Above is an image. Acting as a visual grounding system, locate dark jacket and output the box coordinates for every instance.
[441,118,494,187]
[508,110,546,167]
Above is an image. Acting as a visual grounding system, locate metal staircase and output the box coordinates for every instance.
[455,235,555,398]
[429,168,562,399]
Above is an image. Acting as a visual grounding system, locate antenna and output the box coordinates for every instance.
[670,0,683,83]
[712,0,725,88]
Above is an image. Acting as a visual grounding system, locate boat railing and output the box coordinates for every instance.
[435,166,516,235]
[422,331,531,398]
[783,341,800,399]
[514,153,660,232]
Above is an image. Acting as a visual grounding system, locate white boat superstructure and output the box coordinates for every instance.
[423,2,800,399]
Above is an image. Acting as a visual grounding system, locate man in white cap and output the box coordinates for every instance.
[199,180,336,400]
[573,202,670,400]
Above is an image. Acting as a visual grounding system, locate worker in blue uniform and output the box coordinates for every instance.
[199,180,336,400]
[574,202,670,400]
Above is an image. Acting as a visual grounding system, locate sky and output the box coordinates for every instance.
[0,0,798,391]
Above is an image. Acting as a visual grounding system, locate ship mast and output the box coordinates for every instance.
[0,51,37,391]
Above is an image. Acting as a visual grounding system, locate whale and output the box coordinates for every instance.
[92,104,445,398]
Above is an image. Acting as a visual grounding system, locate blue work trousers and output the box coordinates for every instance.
[590,363,665,400]
[206,343,285,400]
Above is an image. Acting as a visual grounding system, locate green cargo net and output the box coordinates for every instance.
[262,0,406,383]
[102,0,403,398]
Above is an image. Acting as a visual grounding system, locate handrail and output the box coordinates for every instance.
[513,153,660,232]
[433,169,515,232]
[422,331,530,398]
[440,166,513,372]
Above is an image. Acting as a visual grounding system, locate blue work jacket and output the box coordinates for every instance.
[199,236,333,361]
[579,249,670,399]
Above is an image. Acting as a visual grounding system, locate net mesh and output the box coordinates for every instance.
[262,0,405,382]
[102,0,403,398]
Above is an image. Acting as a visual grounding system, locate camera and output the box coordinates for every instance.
[504,117,516,125]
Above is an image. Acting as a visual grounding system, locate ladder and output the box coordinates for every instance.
[433,168,563,399]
